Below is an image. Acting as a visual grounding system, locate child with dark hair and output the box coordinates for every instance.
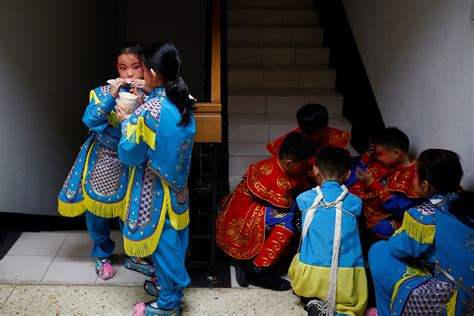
[267,103,350,156]
[289,147,368,315]
[115,41,195,316]
[216,132,316,291]
[267,103,351,191]
[58,41,154,280]
[369,149,473,316]
[348,127,423,239]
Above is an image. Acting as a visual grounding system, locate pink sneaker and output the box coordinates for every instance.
[365,307,378,316]
[96,258,116,280]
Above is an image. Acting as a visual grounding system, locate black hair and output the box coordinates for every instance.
[450,190,474,228]
[374,127,410,153]
[279,132,316,162]
[316,146,351,179]
[145,41,195,126]
[296,103,329,134]
[417,149,463,195]
[116,41,145,63]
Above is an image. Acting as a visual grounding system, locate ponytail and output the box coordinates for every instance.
[145,41,195,126]
[164,76,195,126]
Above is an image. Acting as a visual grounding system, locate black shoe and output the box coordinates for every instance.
[304,299,323,316]
[235,260,249,287]
[245,264,291,291]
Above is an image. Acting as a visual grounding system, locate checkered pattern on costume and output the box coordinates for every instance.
[137,165,156,228]
[403,278,454,314]
[90,145,122,196]
[134,98,162,122]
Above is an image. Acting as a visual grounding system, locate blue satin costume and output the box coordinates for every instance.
[369,193,473,315]
[58,85,131,258]
[118,87,195,310]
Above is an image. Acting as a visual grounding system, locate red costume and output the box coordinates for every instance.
[216,157,295,266]
[266,128,350,192]
[349,153,419,229]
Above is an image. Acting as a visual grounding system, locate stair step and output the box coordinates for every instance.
[227,9,319,27]
[228,113,351,143]
[229,155,270,178]
[228,67,336,89]
[228,87,343,114]
[229,176,243,190]
[228,26,323,45]
[229,142,269,157]
[228,46,329,65]
[227,0,315,9]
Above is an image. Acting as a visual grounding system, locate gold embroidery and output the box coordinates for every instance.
[259,163,273,176]
[277,177,291,191]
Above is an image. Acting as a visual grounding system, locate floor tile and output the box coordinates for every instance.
[0,255,54,283]
[56,231,92,257]
[6,232,67,257]
[41,256,98,285]
[0,284,15,307]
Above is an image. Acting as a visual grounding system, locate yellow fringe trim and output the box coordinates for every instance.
[445,287,458,316]
[163,180,190,231]
[81,143,125,219]
[123,188,167,258]
[108,111,119,128]
[89,90,99,104]
[120,167,135,222]
[391,266,430,310]
[57,198,86,217]
[126,116,156,150]
[123,179,189,257]
[392,212,435,244]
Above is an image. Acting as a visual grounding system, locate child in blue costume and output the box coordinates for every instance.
[369,149,474,315]
[115,42,195,316]
[58,42,154,280]
[289,147,368,315]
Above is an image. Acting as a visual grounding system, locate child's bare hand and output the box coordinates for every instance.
[110,78,127,98]
[129,79,148,93]
[356,167,374,185]
[115,105,131,123]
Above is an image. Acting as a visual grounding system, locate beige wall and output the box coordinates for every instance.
[343,0,474,189]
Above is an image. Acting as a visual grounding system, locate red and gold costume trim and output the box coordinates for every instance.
[216,157,295,260]
[350,156,419,228]
[253,224,294,267]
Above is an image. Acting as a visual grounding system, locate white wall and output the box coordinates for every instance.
[343,0,474,189]
[0,0,116,215]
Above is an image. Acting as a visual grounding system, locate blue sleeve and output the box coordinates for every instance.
[382,193,421,217]
[117,120,149,167]
[345,160,366,187]
[388,209,434,259]
[82,88,117,133]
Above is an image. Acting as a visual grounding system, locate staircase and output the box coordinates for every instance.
[227,0,352,189]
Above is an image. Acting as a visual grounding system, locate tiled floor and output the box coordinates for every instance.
[0,231,305,315]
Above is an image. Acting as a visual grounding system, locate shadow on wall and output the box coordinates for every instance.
[315,0,385,153]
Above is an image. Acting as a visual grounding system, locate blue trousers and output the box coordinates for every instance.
[85,211,123,258]
[368,241,407,316]
[151,218,190,310]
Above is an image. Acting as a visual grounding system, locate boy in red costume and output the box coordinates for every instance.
[348,127,423,239]
[217,133,316,291]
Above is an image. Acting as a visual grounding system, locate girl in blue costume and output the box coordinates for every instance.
[289,147,368,316]
[115,41,195,316]
[369,149,473,315]
[58,42,155,280]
